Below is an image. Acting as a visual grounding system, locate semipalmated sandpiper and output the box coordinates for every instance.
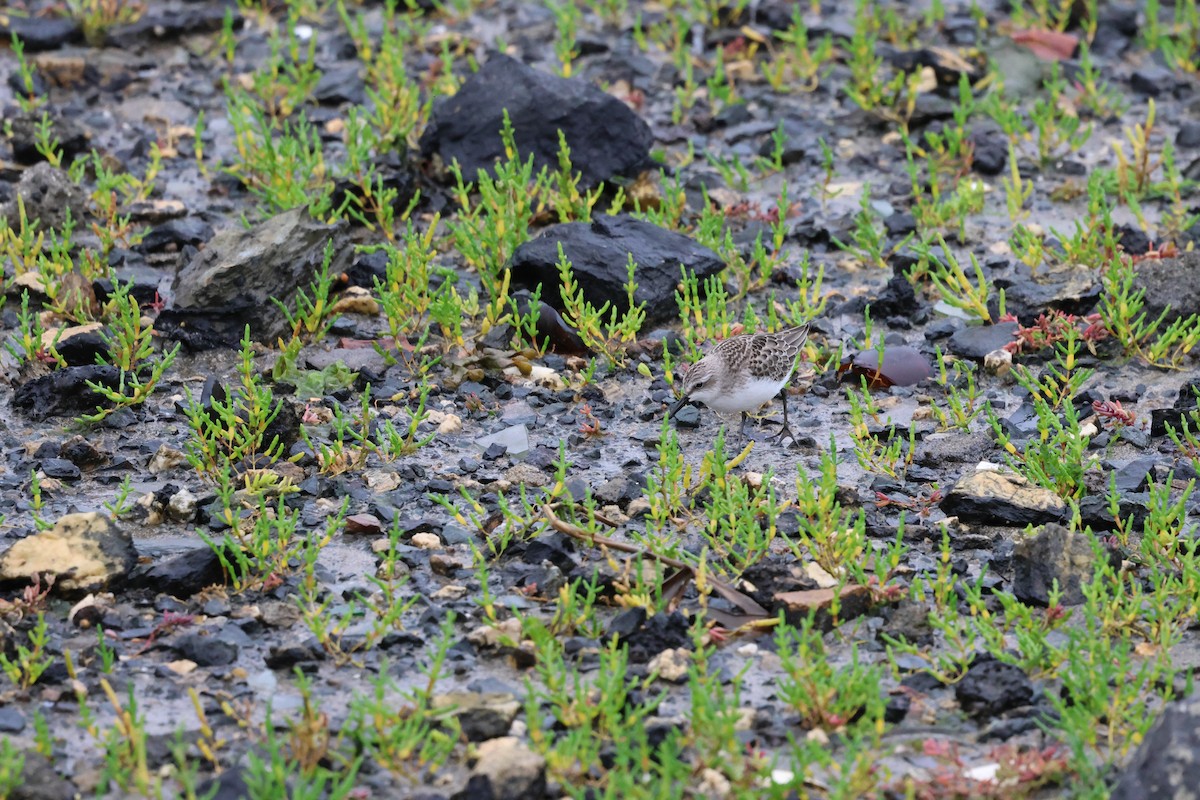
[667,325,809,441]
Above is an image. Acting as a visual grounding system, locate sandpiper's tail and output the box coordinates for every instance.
[777,324,809,359]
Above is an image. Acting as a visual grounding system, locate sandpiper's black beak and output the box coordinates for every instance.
[667,395,689,419]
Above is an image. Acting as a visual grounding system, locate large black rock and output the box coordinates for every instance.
[508,214,724,326]
[126,547,225,598]
[955,656,1034,717]
[420,54,653,189]
[11,365,122,420]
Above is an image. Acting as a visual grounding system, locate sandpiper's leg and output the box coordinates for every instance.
[739,411,750,440]
[772,387,797,444]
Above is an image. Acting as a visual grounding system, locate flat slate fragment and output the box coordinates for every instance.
[940,470,1068,527]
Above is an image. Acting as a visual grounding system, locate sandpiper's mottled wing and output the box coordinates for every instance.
[710,333,751,364]
[745,325,809,381]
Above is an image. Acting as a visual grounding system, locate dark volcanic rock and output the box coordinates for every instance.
[1150,378,1200,437]
[135,217,215,253]
[955,656,1033,717]
[509,214,723,326]
[433,691,520,742]
[420,54,653,188]
[59,436,105,466]
[1012,523,1110,606]
[1078,492,1150,533]
[1135,250,1200,328]
[127,547,225,597]
[914,431,994,466]
[614,610,691,664]
[173,631,239,666]
[867,275,921,318]
[266,640,326,669]
[0,707,24,733]
[1111,694,1200,800]
[1130,65,1174,96]
[153,305,257,350]
[53,329,108,367]
[882,600,934,646]
[971,130,1007,175]
[170,207,354,343]
[940,470,1067,527]
[39,458,80,480]
[1112,457,1159,493]
[11,366,122,420]
[1178,122,1200,149]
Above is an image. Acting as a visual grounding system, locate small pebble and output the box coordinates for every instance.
[411,532,443,550]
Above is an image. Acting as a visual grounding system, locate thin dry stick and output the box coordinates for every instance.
[540,504,768,617]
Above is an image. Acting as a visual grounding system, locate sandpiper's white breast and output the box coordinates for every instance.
[703,375,790,413]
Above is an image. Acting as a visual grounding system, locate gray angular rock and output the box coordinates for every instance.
[1013,523,1106,606]
[11,751,76,800]
[1111,694,1200,800]
[914,431,995,466]
[0,162,88,231]
[1136,250,1200,329]
[420,54,652,188]
[998,269,1101,321]
[174,632,238,667]
[0,512,136,594]
[510,214,724,327]
[947,322,1019,360]
[170,207,353,343]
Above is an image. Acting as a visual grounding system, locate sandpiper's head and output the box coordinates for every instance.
[667,357,721,418]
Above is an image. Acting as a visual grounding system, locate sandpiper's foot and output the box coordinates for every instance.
[771,423,798,445]
[771,388,798,445]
